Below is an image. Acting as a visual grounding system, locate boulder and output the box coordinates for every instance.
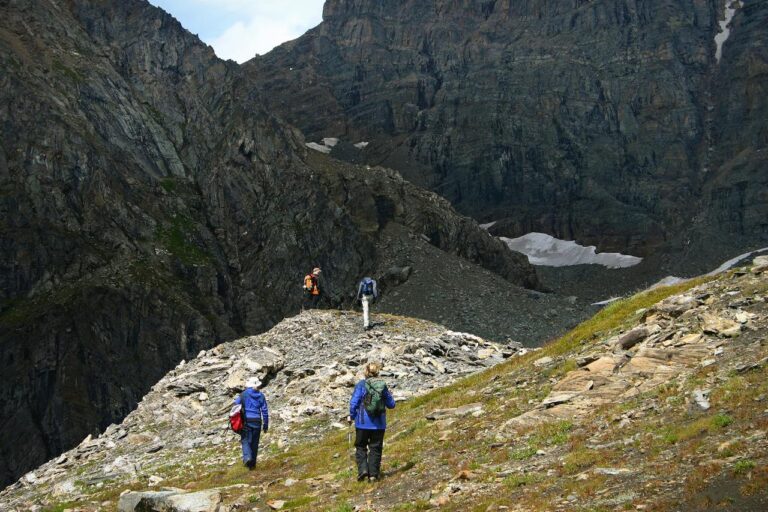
[701,314,741,337]
[119,489,223,512]
[752,256,768,273]
[615,327,650,350]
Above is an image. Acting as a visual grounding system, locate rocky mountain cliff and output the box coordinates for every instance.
[249,0,768,264]
[2,258,767,511]
[0,0,543,488]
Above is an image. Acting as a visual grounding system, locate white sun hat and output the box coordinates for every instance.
[245,377,262,389]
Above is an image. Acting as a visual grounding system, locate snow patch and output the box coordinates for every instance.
[306,142,331,154]
[354,141,369,149]
[501,233,642,269]
[591,297,622,306]
[322,137,339,147]
[707,246,768,275]
[714,0,743,63]
[592,247,768,306]
[479,221,497,230]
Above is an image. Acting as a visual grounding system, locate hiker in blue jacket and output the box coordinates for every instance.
[348,362,396,482]
[234,377,269,469]
[356,277,379,330]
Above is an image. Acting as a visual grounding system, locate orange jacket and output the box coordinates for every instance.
[304,274,320,295]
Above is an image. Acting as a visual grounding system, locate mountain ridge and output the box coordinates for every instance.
[0,0,540,488]
[2,257,766,511]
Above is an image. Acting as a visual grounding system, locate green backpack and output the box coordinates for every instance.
[363,379,388,415]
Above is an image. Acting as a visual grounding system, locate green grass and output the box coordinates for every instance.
[733,460,756,475]
[661,412,736,445]
[51,59,84,83]
[543,276,714,358]
[285,496,314,509]
[159,177,177,193]
[503,472,544,488]
[156,215,211,265]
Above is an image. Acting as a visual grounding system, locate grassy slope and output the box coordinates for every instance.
[44,274,768,511]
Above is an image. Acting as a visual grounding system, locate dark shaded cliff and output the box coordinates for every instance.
[0,0,538,487]
[248,0,768,262]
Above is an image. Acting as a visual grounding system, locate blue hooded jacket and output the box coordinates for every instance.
[234,388,269,430]
[349,379,396,430]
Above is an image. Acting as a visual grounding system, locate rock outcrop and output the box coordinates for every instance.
[0,0,538,487]
[2,259,767,511]
[249,0,768,261]
[0,311,528,510]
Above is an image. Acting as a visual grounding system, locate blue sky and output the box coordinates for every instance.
[148,0,325,63]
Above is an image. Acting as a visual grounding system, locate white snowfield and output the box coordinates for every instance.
[305,142,331,154]
[322,137,339,147]
[714,0,743,63]
[306,138,369,152]
[501,232,642,269]
[592,246,768,306]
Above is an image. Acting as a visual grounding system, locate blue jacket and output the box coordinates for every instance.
[234,389,269,430]
[357,278,379,300]
[349,379,395,430]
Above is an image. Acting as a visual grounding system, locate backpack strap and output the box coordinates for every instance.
[240,391,247,422]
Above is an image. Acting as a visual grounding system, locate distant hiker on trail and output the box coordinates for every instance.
[303,267,322,310]
[234,377,269,470]
[356,276,379,330]
[348,362,396,482]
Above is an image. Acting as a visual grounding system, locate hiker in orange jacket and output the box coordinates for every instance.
[302,267,322,310]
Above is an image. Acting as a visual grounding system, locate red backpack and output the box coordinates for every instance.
[229,392,246,433]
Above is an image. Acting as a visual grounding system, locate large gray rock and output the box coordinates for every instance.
[119,489,223,512]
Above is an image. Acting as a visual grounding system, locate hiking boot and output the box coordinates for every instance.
[357,473,368,482]
[369,476,379,482]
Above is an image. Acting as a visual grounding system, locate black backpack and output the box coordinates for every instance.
[361,277,374,296]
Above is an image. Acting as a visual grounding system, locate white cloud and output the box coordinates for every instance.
[206,0,325,63]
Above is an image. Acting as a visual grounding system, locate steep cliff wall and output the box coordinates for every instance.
[248,0,768,260]
[0,0,537,487]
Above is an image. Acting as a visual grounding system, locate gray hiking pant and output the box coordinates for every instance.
[355,428,385,479]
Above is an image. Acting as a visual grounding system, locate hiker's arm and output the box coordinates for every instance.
[385,388,396,409]
[349,383,364,419]
[261,398,269,432]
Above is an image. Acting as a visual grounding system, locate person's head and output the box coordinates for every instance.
[245,377,262,390]
[312,267,321,276]
[364,362,382,378]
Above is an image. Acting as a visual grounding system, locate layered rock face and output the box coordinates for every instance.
[249,0,768,259]
[0,0,537,487]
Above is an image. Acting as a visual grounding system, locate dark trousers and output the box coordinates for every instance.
[303,293,321,310]
[240,421,262,467]
[355,428,386,479]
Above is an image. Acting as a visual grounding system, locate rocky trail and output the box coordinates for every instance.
[2,257,768,511]
[0,311,528,511]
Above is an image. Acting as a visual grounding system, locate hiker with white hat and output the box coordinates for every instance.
[302,266,323,310]
[233,377,269,469]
